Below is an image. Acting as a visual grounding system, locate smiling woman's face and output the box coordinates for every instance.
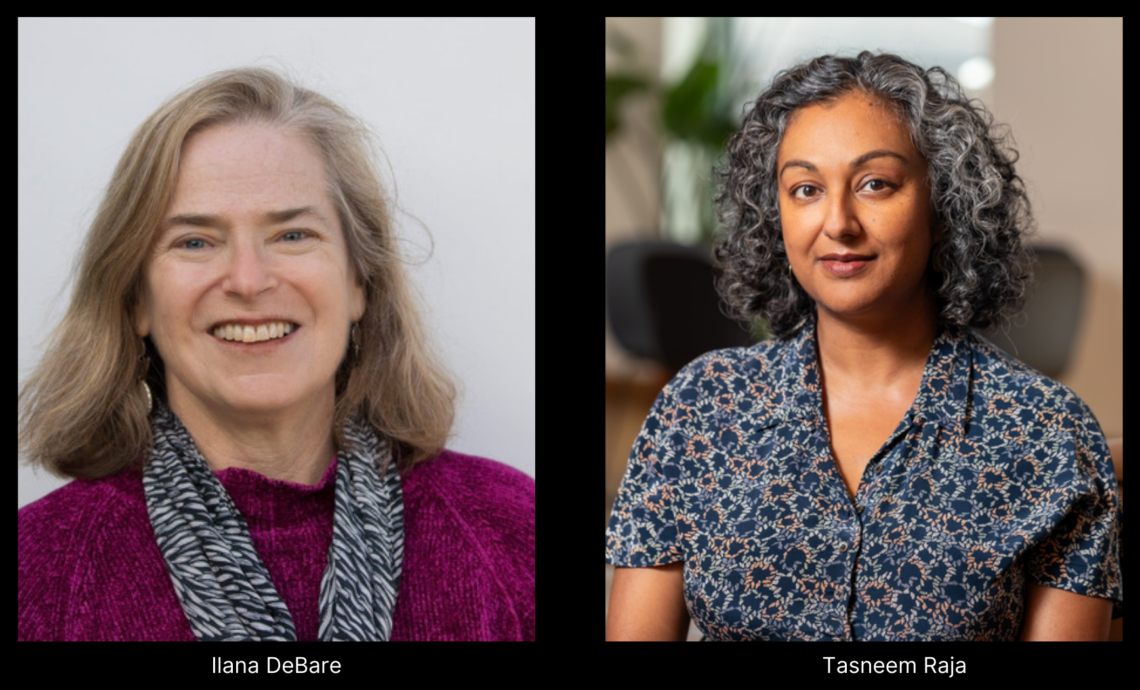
[135,123,365,418]
[777,92,936,321]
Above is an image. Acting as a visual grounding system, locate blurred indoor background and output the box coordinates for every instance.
[604,17,1122,642]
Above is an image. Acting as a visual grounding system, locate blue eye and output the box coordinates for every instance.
[174,231,313,250]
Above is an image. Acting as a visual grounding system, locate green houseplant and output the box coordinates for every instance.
[606,20,769,342]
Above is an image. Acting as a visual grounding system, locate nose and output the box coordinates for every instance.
[221,238,278,298]
[820,191,862,241]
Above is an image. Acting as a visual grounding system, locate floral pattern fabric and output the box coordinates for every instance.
[605,316,1122,640]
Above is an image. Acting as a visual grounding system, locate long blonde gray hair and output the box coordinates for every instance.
[19,67,459,479]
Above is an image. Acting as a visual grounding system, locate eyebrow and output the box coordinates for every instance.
[779,150,909,181]
[161,206,326,232]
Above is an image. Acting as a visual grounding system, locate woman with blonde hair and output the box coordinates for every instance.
[18,67,534,641]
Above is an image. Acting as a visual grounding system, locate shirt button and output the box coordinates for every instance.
[838,542,848,552]
[856,504,865,514]
[875,463,884,474]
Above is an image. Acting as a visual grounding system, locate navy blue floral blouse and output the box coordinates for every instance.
[606,316,1123,641]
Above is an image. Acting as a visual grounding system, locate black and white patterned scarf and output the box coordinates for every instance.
[143,403,403,641]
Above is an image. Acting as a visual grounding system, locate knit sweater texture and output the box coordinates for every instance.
[18,449,535,641]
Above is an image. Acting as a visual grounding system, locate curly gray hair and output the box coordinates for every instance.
[712,51,1037,340]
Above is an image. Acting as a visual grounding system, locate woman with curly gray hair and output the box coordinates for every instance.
[606,52,1120,641]
[713,51,1036,341]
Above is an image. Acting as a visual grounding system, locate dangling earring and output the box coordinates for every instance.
[138,340,153,414]
[350,322,361,361]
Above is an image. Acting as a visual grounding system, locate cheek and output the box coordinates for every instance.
[151,278,196,317]
[143,266,209,341]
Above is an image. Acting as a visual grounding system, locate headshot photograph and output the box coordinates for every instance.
[605,18,1121,646]
[19,18,535,642]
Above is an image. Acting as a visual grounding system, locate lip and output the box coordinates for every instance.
[211,324,301,350]
[818,253,875,262]
[820,257,875,277]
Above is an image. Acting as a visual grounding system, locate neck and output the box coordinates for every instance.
[164,386,336,486]
[813,287,939,397]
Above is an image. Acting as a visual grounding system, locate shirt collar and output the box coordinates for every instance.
[769,312,974,437]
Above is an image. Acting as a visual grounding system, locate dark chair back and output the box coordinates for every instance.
[607,240,754,372]
[978,245,1085,379]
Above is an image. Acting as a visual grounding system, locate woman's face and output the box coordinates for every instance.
[777,92,937,321]
[136,123,365,419]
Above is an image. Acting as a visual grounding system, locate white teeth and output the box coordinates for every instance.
[212,321,296,343]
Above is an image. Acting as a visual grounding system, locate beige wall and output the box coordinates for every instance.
[605,17,1122,436]
[605,17,664,376]
[992,17,1122,436]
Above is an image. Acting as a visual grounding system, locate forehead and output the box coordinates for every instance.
[779,94,913,163]
[169,123,330,217]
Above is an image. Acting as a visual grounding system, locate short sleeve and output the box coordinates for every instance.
[605,364,696,569]
[1024,399,1123,619]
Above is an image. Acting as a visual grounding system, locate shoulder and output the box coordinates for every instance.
[18,468,158,640]
[399,450,535,640]
[404,449,534,509]
[644,337,801,443]
[401,449,534,551]
[963,329,1107,443]
[960,330,1117,502]
[18,468,148,552]
[660,337,795,406]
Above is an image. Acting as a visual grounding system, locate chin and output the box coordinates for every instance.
[220,398,300,415]
[216,382,309,411]
[816,296,880,315]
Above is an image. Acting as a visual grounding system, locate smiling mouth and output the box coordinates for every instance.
[211,323,300,345]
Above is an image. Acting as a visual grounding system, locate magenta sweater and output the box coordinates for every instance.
[18,449,534,641]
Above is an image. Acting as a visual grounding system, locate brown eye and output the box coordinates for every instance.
[790,179,895,201]
[791,185,819,199]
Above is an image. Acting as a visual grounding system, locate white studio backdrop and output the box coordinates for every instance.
[18,18,536,508]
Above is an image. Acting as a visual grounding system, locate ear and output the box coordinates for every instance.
[350,281,366,323]
[133,288,150,338]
